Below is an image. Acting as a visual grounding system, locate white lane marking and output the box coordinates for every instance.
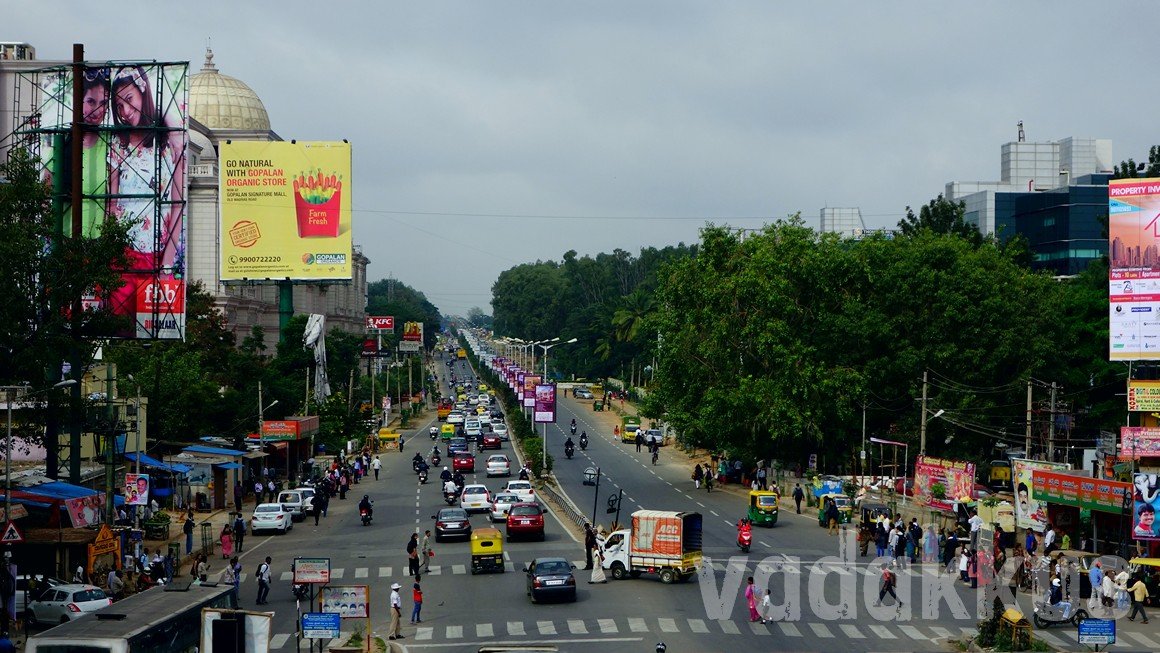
[476,623,494,637]
[760,541,771,548]
[428,566,442,575]
[808,623,833,638]
[899,625,925,640]
[507,621,525,636]
[696,502,705,508]
[446,625,463,639]
[331,568,344,579]
[598,618,617,633]
[567,619,587,634]
[719,620,740,635]
[270,633,290,649]
[869,625,896,639]
[929,626,952,638]
[378,566,391,577]
[710,510,719,517]
[628,617,648,632]
[537,620,556,635]
[840,624,864,638]
[1125,632,1160,648]
[777,622,802,636]
[503,551,511,561]
[452,564,466,574]
[355,567,368,578]
[415,626,433,640]
[658,617,678,632]
[688,619,709,633]
[747,621,769,635]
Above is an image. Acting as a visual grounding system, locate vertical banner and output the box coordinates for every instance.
[912,456,975,512]
[516,372,526,401]
[1109,178,1160,360]
[1134,473,1160,540]
[26,63,189,339]
[124,473,149,506]
[533,383,556,423]
[1011,459,1069,531]
[522,375,541,408]
[219,141,353,281]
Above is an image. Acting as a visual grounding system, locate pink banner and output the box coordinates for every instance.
[913,456,976,511]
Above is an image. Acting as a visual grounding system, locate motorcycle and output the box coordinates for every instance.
[360,506,373,526]
[412,457,424,473]
[293,582,310,600]
[564,445,574,460]
[570,424,577,436]
[1031,600,1088,628]
[579,434,588,450]
[737,519,752,553]
[430,454,442,467]
[429,426,439,440]
[418,469,428,484]
[443,490,458,506]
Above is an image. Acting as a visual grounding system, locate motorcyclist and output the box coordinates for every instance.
[440,466,452,483]
[412,452,423,468]
[452,470,466,490]
[1048,577,1071,618]
[358,494,373,518]
[443,479,458,500]
[579,431,588,448]
[416,459,429,475]
[518,466,530,481]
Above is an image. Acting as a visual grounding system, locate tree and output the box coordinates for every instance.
[898,194,984,246]
[466,306,493,329]
[1113,146,1160,179]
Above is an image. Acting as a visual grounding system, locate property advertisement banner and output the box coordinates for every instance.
[124,473,149,506]
[912,456,975,512]
[533,383,556,423]
[516,373,526,401]
[1012,459,1070,531]
[1128,380,1160,411]
[1120,427,1160,459]
[1031,469,1130,514]
[403,322,423,342]
[1133,473,1160,540]
[220,141,352,281]
[523,375,541,408]
[1109,178,1160,360]
[320,585,368,618]
[25,63,189,339]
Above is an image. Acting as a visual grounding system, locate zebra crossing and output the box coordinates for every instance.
[236,560,592,584]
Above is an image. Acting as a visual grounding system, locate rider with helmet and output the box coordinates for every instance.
[440,466,452,483]
[358,494,373,518]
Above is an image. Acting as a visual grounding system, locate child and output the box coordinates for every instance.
[760,588,772,624]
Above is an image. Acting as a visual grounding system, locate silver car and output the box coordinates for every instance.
[492,422,509,441]
[490,492,521,522]
[26,584,110,626]
[486,454,511,477]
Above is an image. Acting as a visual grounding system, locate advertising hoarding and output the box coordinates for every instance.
[219,141,352,281]
[1120,427,1160,459]
[293,557,331,583]
[1109,178,1160,360]
[516,373,526,401]
[1031,469,1130,514]
[403,322,423,342]
[523,375,541,408]
[912,456,975,512]
[533,383,556,423]
[1012,459,1070,530]
[1133,473,1160,540]
[29,63,188,339]
[1129,380,1160,411]
[366,316,394,330]
[124,473,149,506]
[320,585,368,618]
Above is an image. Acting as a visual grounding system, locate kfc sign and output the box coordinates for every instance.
[366,316,395,330]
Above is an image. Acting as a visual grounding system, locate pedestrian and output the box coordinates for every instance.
[223,556,239,607]
[875,523,888,558]
[410,578,423,623]
[266,480,276,504]
[253,480,263,507]
[256,556,272,605]
[584,524,596,570]
[1043,523,1057,555]
[792,484,804,514]
[339,473,348,500]
[1127,573,1150,623]
[183,513,195,555]
[635,432,643,453]
[373,456,382,480]
[420,530,433,572]
[407,533,420,577]
[1088,560,1104,611]
[233,482,243,514]
[923,526,938,563]
[967,550,978,588]
[826,500,840,536]
[196,553,209,583]
[875,563,902,607]
[589,547,607,584]
[756,466,767,491]
[693,464,703,490]
[388,582,404,640]
[888,526,901,564]
[233,513,246,553]
[220,522,234,559]
[318,486,330,518]
[744,576,760,622]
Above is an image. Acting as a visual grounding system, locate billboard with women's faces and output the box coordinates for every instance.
[27,62,188,339]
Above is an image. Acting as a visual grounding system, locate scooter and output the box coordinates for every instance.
[737,519,752,553]
[579,434,588,450]
[564,445,574,460]
[418,469,428,484]
[360,506,373,526]
[1031,600,1088,628]
[429,426,439,440]
[430,453,442,467]
[570,424,577,436]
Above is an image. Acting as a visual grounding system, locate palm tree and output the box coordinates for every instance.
[611,290,654,344]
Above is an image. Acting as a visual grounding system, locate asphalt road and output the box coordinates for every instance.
[216,351,1160,653]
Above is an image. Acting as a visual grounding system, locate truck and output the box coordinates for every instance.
[457,348,467,359]
[600,510,702,583]
[620,415,642,442]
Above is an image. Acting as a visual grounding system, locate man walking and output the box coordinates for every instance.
[233,482,244,514]
[373,456,382,481]
[407,534,420,578]
[584,524,597,570]
[183,513,195,555]
[420,530,433,572]
[232,513,246,553]
[792,484,804,514]
[634,431,643,453]
[253,480,264,507]
[874,563,902,607]
[256,556,272,605]
[756,466,767,491]
[1127,573,1150,624]
[388,582,404,640]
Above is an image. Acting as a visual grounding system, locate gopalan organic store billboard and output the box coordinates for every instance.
[220,141,352,281]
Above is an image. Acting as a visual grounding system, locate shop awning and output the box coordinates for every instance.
[124,452,192,474]
[183,445,246,457]
[215,462,242,470]
[18,481,125,506]
[243,451,267,459]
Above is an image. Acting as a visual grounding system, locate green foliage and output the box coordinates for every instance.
[897,194,983,246]
[931,483,947,500]
[1113,145,1160,179]
[367,278,443,350]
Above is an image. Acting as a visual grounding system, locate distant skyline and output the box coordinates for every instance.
[9,1,1156,316]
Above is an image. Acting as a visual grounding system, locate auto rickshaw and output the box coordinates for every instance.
[377,428,401,451]
[470,527,505,575]
[747,490,779,526]
[1129,557,1160,606]
[817,493,852,527]
[857,502,891,556]
[441,423,456,440]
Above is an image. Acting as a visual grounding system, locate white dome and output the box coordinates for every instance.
[189,48,270,131]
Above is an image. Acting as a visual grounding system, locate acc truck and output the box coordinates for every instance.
[600,510,702,583]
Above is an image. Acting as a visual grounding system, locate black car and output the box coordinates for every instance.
[526,557,577,603]
[433,507,472,542]
[490,409,504,420]
[447,437,469,456]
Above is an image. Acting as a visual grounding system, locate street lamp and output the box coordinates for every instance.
[537,337,578,474]
[919,407,945,457]
[583,466,601,524]
[529,338,559,373]
[4,380,76,523]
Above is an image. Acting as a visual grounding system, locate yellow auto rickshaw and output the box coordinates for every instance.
[747,490,779,526]
[377,428,401,451]
[470,527,504,575]
[817,493,852,527]
[440,423,456,440]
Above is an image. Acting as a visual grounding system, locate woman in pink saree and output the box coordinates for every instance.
[745,576,760,621]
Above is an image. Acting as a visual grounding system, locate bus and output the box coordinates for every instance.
[26,583,234,653]
[437,397,454,420]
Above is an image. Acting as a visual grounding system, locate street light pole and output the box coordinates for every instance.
[537,338,578,475]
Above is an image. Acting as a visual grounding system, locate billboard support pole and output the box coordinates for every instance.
[68,44,86,486]
[278,281,294,344]
[1025,381,1032,458]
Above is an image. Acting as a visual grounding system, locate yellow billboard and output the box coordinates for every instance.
[219,141,352,280]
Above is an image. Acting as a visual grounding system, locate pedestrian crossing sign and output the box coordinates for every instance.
[1,521,23,543]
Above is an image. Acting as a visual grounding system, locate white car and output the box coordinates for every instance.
[465,420,482,437]
[252,503,293,534]
[486,454,511,477]
[447,412,466,425]
[460,484,492,513]
[478,413,492,427]
[492,422,509,441]
[16,575,65,616]
[277,490,308,521]
[25,584,110,626]
[478,393,490,405]
[468,395,479,406]
[504,480,535,504]
[292,486,317,515]
[490,492,521,522]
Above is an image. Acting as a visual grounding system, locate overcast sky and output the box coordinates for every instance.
[9,1,1156,316]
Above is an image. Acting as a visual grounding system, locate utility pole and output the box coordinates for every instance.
[919,370,929,456]
[1025,381,1032,458]
[1047,382,1058,462]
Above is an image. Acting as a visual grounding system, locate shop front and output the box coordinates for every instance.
[252,416,320,483]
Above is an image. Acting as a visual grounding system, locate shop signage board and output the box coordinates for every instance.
[1031,469,1130,514]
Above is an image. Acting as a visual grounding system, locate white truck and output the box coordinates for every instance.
[600,510,703,583]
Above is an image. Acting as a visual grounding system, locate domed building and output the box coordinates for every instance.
[185,48,369,345]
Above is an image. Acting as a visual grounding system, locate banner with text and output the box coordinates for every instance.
[1012,459,1070,531]
[913,456,976,512]
[1109,178,1160,360]
[1032,469,1130,514]
[1121,427,1160,459]
[523,375,541,408]
[533,383,556,423]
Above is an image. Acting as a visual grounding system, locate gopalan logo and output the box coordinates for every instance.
[302,253,348,265]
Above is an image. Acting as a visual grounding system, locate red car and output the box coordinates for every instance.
[481,434,501,450]
[506,502,545,541]
[453,453,476,473]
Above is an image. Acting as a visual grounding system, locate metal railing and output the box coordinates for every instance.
[538,478,587,529]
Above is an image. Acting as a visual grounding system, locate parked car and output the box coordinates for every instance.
[525,557,576,603]
[25,583,111,626]
[486,454,511,477]
[507,502,545,541]
[251,503,293,534]
[492,422,509,441]
[460,484,492,513]
[16,575,65,616]
[574,387,594,399]
[490,492,520,522]
[277,490,308,521]
[504,480,536,504]
[453,452,476,473]
[433,507,472,542]
[292,487,317,515]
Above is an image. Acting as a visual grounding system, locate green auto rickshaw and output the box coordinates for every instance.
[747,489,779,526]
[817,493,853,527]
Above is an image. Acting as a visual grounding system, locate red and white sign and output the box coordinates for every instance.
[1,521,23,544]
[366,316,395,330]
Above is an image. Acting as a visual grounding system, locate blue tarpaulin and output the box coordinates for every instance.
[20,481,125,506]
[182,445,245,457]
[215,462,242,470]
[124,452,192,474]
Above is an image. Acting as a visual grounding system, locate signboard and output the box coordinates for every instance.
[1129,380,1160,411]
[1078,618,1115,645]
[124,473,149,506]
[1,522,23,544]
[1134,472,1160,540]
[219,140,353,281]
[1120,427,1160,459]
[366,316,394,330]
[1012,459,1070,531]
[913,456,976,512]
[533,383,556,423]
[1031,469,1131,514]
[294,557,331,584]
[516,373,526,401]
[0,505,29,523]
[399,341,421,353]
[302,612,341,639]
[64,494,107,528]
[522,375,541,408]
[258,416,321,441]
[1109,178,1160,360]
[402,322,423,342]
[320,585,368,618]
